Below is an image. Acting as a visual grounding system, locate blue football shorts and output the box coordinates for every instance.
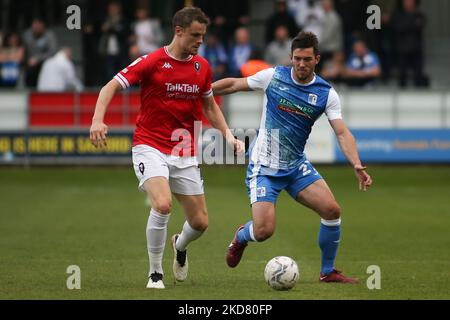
[245,158,323,204]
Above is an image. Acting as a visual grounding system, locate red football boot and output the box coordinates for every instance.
[319,269,359,284]
[226,225,248,268]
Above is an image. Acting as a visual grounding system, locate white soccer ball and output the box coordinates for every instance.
[264,256,299,291]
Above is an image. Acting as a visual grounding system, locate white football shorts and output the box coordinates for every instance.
[132,144,204,195]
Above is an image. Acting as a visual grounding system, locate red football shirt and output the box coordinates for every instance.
[114,46,213,156]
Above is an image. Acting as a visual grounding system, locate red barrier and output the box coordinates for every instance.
[28,92,222,128]
[29,92,139,127]
[29,93,75,126]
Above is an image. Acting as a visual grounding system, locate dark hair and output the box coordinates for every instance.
[291,31,319,55]
[3,32,22,48]
[108,0,122,8]
[32,17,46,24]
[172,6,210,29]
[396,0,420,12]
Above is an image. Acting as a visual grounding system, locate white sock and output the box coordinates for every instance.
[175,221,204,252]
[146,208,170,276]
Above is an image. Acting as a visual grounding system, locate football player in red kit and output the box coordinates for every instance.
[90,7,244,289]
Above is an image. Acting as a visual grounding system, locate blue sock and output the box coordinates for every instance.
[236,221,255,244]
[318,219,341,275]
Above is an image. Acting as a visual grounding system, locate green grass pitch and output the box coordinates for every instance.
[0,165,449,299]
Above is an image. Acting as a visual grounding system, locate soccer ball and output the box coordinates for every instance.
[264,256,299,291]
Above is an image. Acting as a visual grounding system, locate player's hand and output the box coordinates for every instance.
[233,139,246,156]
[226,135,245,156]
[90,120,108,148]
[354,164,372,192]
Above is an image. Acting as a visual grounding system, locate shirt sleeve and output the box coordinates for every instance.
[202,63,213,98]
[114,54,149,89]
[325,87,342,121]
[247,67,275,91]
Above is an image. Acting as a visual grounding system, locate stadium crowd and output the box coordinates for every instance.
[0,0,428,91]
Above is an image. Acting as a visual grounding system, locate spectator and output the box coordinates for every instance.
[265,25,292,66]
[132,6,164,56]
[334,0,369,57]
[98,1,130,84]
[37,48,83,92]
[320,50,345,83]
[343,40,381,87]
[199,32,228,81]
[391,0,427,87]
[128,43,141,62]
[240,48,272,77]
[81,1,104,88]
[287,0,325,40]
[265,0,298,44]
[367,0,397,83]
[205,0,250,48]
[0,32,25,87]
[318,0,343,72]
[174,0,250,48]
[22,18,57,88]
[228,27,253,77]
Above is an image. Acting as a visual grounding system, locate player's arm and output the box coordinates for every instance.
[344,66,380,78]
[362,65,381,78]
[213,67,274,96]
[329,119,373,191]
[212,77,252,96]
[90,54,147,148]
[202,95,245,155]
[90,79,123,148]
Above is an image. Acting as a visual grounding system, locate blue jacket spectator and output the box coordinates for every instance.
[228,27,252,77]
[0,32,24,87]
[343,40,381,87]
[199,33,228,81]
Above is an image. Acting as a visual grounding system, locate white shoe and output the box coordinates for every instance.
[172,234,188,282]
[146,272,165,289]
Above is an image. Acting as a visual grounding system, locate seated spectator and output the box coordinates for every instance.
[199,32,228,81]
[265,25,292,66]
[240,49,272,77]
[22,18,57,88]
[132,6,164,56]
[228,27,253,77]
[343,40,381,87]
[0,32,25,87]
[37,48,83,92]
